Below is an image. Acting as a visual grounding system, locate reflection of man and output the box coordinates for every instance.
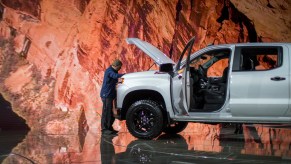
[100,135,116,163]
[100,59,125,135]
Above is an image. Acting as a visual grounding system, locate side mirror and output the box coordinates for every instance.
[159,63,173,72]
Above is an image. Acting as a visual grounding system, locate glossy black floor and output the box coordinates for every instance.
[1,123,291,164]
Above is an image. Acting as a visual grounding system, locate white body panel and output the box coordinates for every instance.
[116,71,175,116]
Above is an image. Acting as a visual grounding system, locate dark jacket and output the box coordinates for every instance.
[100,66,124,98]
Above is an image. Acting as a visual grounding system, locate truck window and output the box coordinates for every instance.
[207,58,229,77]
[189,49,230,70]
[239,47,282,71]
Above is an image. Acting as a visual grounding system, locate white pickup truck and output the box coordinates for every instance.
[115,37,291,139]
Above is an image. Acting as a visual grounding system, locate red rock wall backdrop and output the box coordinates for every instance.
[0,0,291,134]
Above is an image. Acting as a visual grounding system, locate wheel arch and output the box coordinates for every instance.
[121,90,168,121]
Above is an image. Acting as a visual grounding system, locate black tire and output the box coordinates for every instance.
[163,121,188,134]
[126,100,164,140]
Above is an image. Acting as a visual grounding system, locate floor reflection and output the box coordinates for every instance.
[100,135,116,163]
[242,124,291,158]
[1,123,291,163]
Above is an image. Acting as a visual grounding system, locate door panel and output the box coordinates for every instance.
[182,68,190,112]
[230,46,289,117]
[172,72,189,115]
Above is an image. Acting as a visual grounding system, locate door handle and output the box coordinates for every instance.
[271,76,286,81]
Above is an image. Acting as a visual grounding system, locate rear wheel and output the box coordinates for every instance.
[163,121,188,134]
[126,100,164,139]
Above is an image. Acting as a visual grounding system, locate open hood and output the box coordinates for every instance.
[126,38,175,66]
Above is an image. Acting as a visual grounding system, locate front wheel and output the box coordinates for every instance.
[126,100,164,140]
[163,121,188,134]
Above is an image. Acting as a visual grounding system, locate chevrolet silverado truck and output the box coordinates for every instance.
[115,36,291,139]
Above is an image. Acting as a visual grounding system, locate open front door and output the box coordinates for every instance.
[181,65,191,112]
[172,37,195,115]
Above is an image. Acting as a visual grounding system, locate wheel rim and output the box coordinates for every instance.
[132,107,156,133]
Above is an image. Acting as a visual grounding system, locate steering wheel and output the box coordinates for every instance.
[198,65,207,80]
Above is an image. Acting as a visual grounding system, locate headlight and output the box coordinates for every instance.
[118,78,124,84]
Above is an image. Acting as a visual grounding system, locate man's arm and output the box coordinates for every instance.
[108,71,124,79]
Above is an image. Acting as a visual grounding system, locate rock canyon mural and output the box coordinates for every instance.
[0,0,291,135]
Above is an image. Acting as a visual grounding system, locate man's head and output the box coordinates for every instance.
[112,59,123,71]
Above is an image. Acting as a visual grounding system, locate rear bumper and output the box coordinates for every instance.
[113,108,122,120]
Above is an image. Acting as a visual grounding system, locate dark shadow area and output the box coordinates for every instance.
[19,37,31,59]
[0,130,28,163]
[0,94,29,131]
[216,0,258,43]
[0,3,4,21]
[1,0,41,20]
[74,0,90,14]
[217,1,229,23]
[78,107,89,152]
[0,94,29,163]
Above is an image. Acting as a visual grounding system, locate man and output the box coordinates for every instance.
[100,59,124,135]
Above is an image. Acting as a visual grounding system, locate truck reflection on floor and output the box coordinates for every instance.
[100,134,116,164]
[1,123,291,163]
[114,124,291,163]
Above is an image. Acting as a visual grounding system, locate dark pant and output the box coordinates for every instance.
[101,98,115,131]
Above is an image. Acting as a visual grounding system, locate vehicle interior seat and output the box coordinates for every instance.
[203,66,229,105]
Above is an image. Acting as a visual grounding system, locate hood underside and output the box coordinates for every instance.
[126,38,175,66]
